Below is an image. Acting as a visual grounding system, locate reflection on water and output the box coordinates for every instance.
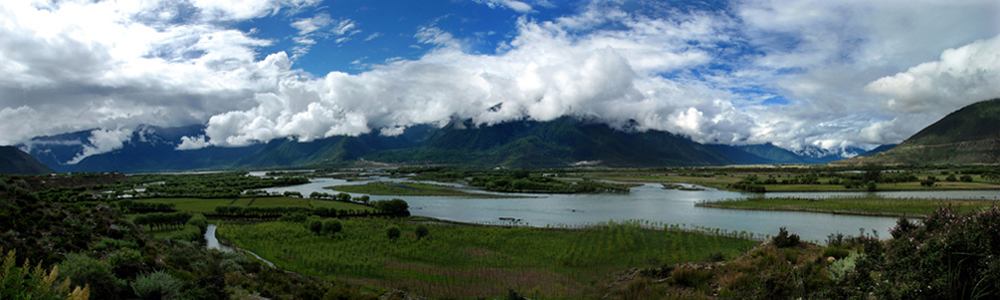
[259,176,999,243]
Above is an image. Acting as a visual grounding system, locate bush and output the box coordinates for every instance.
[109,248,145,280]
[307,218,323,234]
[186,214,208,234]
[278,212,308,223]
[415,225,429,240]
[386,225,401,240]
[960,174,974,182]
[131,270,183,300]
[166,224,203,243]
[865,181,877,192]
[945,174,957,182]
[58,253,121,299]
[322,219,342,235]
[707,251,725,262]
[822,247,850,260]
[772,227,800,248]
[0,249,90,300]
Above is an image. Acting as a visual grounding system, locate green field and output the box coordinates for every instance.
[135,196,374,213]
[218,219,757,299]
[591,173,1000,192]
[327,181,518,198]
[697,197,1000,217]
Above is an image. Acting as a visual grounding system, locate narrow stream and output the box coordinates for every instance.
[205,224,275,267]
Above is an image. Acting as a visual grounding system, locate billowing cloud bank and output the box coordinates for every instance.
[1,0,998,163]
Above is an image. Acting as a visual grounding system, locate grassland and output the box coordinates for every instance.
[134,196,374,214]
[218,218,757,299]
[327,181,520,198]
[587,171,1000,192]
[697,197,1000,217]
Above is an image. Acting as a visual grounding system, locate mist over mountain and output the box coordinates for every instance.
[13,116,887,172]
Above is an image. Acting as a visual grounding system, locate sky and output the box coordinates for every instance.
[1,0,999,162]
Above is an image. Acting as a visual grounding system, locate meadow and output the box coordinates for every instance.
[697,196,1000,217]
[134,196,374,214]
[218,218,758,299]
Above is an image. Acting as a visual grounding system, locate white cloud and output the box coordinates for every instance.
[475,0,534,13]
[67,128,133,164]
[1,0,998,160]
[866,35,1000,114]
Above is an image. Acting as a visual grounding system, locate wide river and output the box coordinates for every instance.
[258,174,1000,243]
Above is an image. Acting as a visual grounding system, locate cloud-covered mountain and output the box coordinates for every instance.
[17,117,886,172]
[1,0,997,162]
[835,98,1000,166]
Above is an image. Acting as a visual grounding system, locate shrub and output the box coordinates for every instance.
[166,224,203,243]
[307,218,323,234]
[58,253,121,298]
[322,219,342,235]
[278,212,308,223]
[186,214,208,234]
[0,249,90,300]
[386,225,401,240]
[707,251,725,262]
[415,225,429,240]
[945,174,957,182]
[109,248,145,280]
[131,270,183,300]
[960,174,974,182]
[865,181,877,192]
[772,227,800,248]
[822,247,850,260]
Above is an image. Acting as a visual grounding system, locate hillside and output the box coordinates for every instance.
[834,98,1000,165]
[0,146,55,174]
[367,117,733,168]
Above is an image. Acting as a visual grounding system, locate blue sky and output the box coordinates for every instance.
[1,0,999,162]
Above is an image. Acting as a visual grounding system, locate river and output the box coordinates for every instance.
[249,176,999,243]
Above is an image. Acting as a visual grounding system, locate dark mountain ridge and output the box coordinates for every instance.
[0,146,56,174]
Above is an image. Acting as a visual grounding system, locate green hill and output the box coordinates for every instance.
[0,146,55,174]
[835,98,1000,165]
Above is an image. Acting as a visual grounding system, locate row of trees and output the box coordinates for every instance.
[132,212,199,231]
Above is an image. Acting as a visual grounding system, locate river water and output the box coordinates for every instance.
[254,176,999,243]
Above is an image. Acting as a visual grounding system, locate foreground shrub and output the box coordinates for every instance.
[772,227,800,248]
[131,270,183,300]
[846,205,1000,300]
[58,253,121,299]
[1,249,90,300]
[322,219,342,235]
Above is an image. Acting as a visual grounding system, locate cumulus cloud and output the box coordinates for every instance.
[866,35,1000,114]
[2,0,998,160]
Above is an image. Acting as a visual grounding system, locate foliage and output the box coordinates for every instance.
[0,249,90,300]
[415,225,429,240]
[772,227,800,248]
[131,270,183,300]
[132,212,193,231]
[469,170,633,193]
[134,172,309,198]
[322,219,343,235]
[385,225,401,240]
[57,253,122,299]
[371,198,409,214]
[846,206,1000,300]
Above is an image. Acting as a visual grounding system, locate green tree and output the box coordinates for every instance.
[386,225,401,240]
[322,219,342,235]
[415,225,429,240]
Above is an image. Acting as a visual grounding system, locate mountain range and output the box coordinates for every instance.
[6,116,884,173]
